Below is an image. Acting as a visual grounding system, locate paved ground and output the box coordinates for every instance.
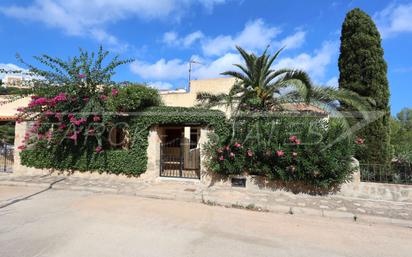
[1,174,411,226]
[0,185,412,257]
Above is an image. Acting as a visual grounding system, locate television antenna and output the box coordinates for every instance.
[188,59,202,92]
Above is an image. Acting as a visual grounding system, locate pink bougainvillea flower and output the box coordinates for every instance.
[111,88,119,96]
[99,95,108,101]
[219,156,225,161]
[37,133,44,140]
[229,152,235,158]
[53,92,67,102]
[17,145,26,150]
[295,139,301,145]
[68,113,74,119]
[247,149,254,157]
[276,150,284,157]
[225,145,230,151]
[69,132,78,141]
[355,137,365,145]
[93,115,101,122]
[292,152,298,157]
[78,74,86,79]
[58,123,67,130]
[95,146,103,153]
[55,112,63,121]
[44,110,54,116]
[31,95,38,99]
[289,135,297,142]
[234,142,242,148]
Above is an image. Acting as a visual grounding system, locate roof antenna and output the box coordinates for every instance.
[188,59,202,92]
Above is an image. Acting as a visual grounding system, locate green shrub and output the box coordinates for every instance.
[20,107,228,176]
[205,116,356,190]
[106,84,163,112]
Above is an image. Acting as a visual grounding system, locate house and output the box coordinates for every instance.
[9,78,328,182]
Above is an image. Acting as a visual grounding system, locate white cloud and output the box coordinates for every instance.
[163,31,204,47]
[192,53,242,79]
[201,19,281,56]
[375,3,412,38]
[130,58,188,80]
[276,31,306,50]
[325,76,338,87]
[274,41,338,81]
[0,0,229,47]
[0,63,27,79]
[147,81,174,90]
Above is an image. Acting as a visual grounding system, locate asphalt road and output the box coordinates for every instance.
[0,185,411,257]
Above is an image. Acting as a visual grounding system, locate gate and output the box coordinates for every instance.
[0,142,14,173]
[160,138,200,179]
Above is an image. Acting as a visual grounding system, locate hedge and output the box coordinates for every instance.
[20,106,228,176]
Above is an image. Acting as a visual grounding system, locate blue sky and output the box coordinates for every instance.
[0,0,411,115]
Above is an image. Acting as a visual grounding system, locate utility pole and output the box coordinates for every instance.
[188,60,202,92]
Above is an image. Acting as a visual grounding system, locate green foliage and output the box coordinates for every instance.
[20,107,228,176]
[0,86,32,95]
[338,8,391,165]
[390,108,412,163]
[0,122,15,144]
[205,116,356,190]
[106,84,163,112]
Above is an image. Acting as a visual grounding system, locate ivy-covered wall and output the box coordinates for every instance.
[20,107,228,176]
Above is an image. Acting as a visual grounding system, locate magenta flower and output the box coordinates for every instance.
[225,145,230,151]
[78,74,86,79]
[234,142,242,148]
[44,110,54,116]
[219,156,225,161]
[276,150,284,157]
[99,95,108,101]
[111,88,119,96]
[17,145,26,150]
[93,115,101,122]
[247,149,254,157]
[55,112,63,121]
[289,135,297,142]
[58,123,67,130]
[53,92,67,102]
[95,146,103,153]
[69,132,78,142]
[37,133,44,140]
[88,128,95,135]
[83,97,90,102]
[295,139,301,145]
[229,152,235,158]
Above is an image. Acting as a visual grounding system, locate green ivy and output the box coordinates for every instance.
[20,106,228,176]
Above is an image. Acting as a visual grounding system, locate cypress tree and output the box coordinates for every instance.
[338,8,391,165]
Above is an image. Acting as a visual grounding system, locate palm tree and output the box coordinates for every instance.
[197,46,372,116]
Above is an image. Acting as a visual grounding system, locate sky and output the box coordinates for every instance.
[0,0,411,115]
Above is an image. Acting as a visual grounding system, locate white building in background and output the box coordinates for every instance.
[1,75,33,88]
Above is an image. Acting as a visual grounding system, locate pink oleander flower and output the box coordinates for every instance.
[99,95,108,101]
[295,139,301,145]
[219,156,225,161]
[292,152,298,157]
[289,135,297,142]
[247,149,254,157]
[95,146,103,153]
[276,150,284,157]
[78,74,86,79]
[69,132,78,141]
[225,145,230,151]
[234,142,242,148]
[88,128,95,135]
[18,145,26,150]
[111,88,119,96]
[229,152,235,158]
[355,137,365,145]
[93,115,101,122]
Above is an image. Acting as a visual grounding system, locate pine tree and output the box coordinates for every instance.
[338,8,391,165]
